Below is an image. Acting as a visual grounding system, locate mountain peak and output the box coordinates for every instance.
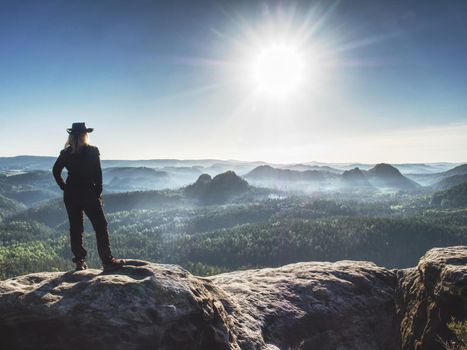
[368,163,403,177]
[341,167,372,188]
[367,163,418,190]
[185,171,249,203]
[343,167,363,176]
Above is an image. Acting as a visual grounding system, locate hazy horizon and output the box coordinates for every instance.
[0,153,464,167]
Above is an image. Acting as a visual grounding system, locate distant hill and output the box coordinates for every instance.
[281,164,342,174]
[392,163,452,175]
[0,174,10,192]
[341,168,372,188]
[440,164,467,177]
[367,163,419,190]
[245,165,335,183]
[0,156,55,171]
[104,167,169,191]
[185,174,212,198]
[244,164,421,191]
[161,166,203,175]
[185,171,249,204]
[10,190,187,227]
[2,171,55,192]
[431,181,467,208]
[3,190,57,207]
[303,162,374,172]
[0,171,59,206]
[431,174,467,191]
[0,194,25,220]
[406,163,467,187]
[105,167,168,178]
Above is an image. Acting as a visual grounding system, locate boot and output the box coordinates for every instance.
[102,258,125,273]
[72,257,88,271]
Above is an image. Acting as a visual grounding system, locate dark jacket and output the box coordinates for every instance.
[52,145,103,195]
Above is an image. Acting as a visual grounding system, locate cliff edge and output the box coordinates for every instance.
[0,247,465,350]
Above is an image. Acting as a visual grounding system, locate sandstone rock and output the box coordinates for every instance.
[397,246,467,350]
[0,260,242,350]
[0,247,465,350]
[210,261,399,350]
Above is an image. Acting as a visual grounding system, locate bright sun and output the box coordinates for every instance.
[251,44,305,96]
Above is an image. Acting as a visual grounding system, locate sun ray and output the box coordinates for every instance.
[163,1,399,106]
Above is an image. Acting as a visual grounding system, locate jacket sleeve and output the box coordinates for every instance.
[93,147,103,196]
[52,151,66,190]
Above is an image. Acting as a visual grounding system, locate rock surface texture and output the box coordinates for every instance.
[0,261,240,350]
[211,261,399,350]
[397,246,467,350]
[0,247,465,350]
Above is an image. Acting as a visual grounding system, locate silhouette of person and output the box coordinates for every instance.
[53,122,124,272]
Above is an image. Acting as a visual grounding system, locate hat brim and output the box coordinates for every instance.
[67,128,94,134]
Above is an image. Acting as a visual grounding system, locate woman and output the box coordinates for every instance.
[53,122,124,272]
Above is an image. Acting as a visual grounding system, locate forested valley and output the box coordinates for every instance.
[1,160,466,279]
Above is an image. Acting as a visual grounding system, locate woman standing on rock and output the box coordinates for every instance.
[53,122,124,272]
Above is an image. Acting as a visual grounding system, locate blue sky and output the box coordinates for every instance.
[0,0,466,162]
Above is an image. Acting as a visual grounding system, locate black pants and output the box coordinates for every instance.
[64,187,113,263]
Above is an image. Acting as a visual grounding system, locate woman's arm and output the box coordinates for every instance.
[52,152,66,190]
[93,147,103,196]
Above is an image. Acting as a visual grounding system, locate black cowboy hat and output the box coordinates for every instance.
[67,122,94,135]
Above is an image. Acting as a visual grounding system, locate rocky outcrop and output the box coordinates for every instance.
[0,247,465,350]
[211,260,399,350]
[396,246,467,349]
[0,261,242,350]
[185,171,250,204]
